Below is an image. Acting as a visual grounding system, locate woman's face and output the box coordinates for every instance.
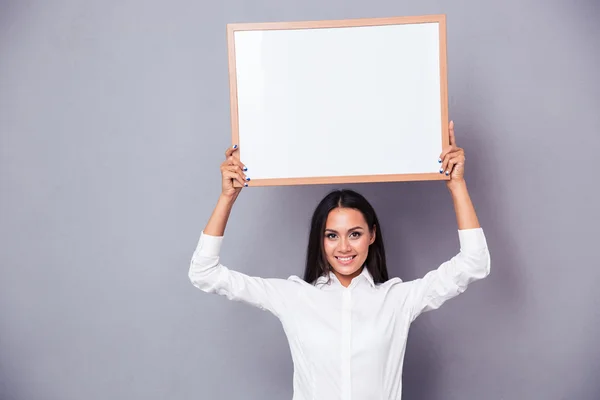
[323,207,375,287]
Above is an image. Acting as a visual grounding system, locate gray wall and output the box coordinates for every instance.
[1,0,599,399]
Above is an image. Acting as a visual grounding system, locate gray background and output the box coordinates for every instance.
[1,0,599,399]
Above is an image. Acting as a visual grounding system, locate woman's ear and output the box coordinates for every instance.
[370,225,377,245]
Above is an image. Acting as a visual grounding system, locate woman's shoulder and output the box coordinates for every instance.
[376,276,416,295]
[261,275,314,290]
[378,277,405,287]
[285,275,317,288]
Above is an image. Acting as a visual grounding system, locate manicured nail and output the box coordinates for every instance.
[439,169,444,174]
[438,158,442,163]
[244,183,248,187]
[233,144,238,149]
[243,166,247,171]
[445,171,449,176]
[245,177,250,181]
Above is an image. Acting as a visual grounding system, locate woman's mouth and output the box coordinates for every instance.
[335,255,356,265]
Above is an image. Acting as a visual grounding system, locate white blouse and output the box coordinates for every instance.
[189,228,490,400]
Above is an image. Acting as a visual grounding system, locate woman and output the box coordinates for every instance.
[189,121,491,400]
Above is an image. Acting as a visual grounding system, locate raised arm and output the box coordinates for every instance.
[189,146,290,317]
[405,121,491,320]
[442,120,480,231]
[203,145,247,237]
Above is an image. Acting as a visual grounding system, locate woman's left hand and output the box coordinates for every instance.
[439,121,466,184]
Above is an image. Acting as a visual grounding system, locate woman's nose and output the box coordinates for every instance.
[339,238,352,252]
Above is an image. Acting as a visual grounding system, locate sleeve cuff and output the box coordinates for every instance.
[457,227,488,252]
[195,231,224,258]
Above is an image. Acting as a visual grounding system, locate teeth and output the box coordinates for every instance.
[337,256,354,261]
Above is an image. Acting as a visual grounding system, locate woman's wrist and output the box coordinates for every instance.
[446,178,468,193]
[218,192,239,207]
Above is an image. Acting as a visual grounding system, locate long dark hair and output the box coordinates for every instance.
[303,189,389,284]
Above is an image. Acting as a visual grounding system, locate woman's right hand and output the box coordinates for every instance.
[220,145,249,199]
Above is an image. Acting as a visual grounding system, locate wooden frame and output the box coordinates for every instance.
[227,14,450,187]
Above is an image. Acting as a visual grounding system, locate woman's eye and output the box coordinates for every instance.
[326,233,337,239]
[350,232,361,238]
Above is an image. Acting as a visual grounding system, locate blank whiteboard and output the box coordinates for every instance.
[227,15,450,186]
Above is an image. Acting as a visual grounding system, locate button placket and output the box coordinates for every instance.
[341,288,352,400]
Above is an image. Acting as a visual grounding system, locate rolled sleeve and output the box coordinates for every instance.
[458,227,489,254]
[194,232,224,258]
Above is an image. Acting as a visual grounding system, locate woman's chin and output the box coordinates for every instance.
[332,264,362,277]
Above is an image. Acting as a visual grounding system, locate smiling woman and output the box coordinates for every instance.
[323,207,374,283]
[188,121,491,400]
[304,191,385,287]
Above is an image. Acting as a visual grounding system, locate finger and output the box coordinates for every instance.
[223,170,247,187]
[224,165,249,181]
[449,120,456,147]
[224,144,239,158]
[444,156,462,176]
[440,147,457,171]
[439,145,457,163]
[226,155,247,171]
[221,157,245,171]
[440,152,450,174]
[441,148,464,173]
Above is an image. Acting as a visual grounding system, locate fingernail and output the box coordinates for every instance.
[243,166,247,171]
[439,169,443,174]
[245,177,250,181]
[438,158,442,163]
[233,144,238,149]
[244,183,248,187]
[445,171,449,176]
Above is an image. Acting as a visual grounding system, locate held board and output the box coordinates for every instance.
[227,14,450,186]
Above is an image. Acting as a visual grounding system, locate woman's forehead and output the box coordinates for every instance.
[325,208,367,228]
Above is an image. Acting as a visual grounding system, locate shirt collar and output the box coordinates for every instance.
[314,266,375,288]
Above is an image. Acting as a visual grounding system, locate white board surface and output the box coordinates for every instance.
[229,16,449,185]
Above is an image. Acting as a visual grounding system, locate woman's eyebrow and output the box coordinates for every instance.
[324,226,364,233]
